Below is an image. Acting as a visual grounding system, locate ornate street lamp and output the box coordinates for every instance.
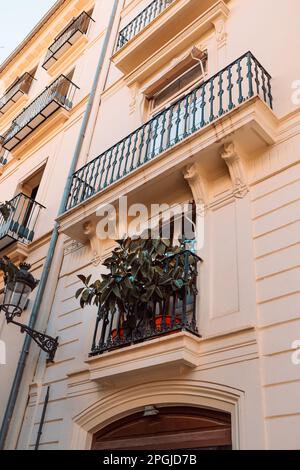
[1,262,38,321]
[0,257,58,361]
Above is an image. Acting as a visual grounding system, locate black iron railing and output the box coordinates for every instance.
[90,250,200,356]
[0,73,35,114]
[116,0,175,51]
[0,193,45,246]
[66,52,273,211]
[43,11,94,69]
[1,75,79,152]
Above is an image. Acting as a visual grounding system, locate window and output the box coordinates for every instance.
[53,8,93,42]
[0,66,37,108]
[20,165,45,199]
[55,68,75,106]
[152,63,205,111]
[146,48,207,116]
[16,165,45,232]
[138,201,196,248]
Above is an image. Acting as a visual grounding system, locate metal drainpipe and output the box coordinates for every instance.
[34,386,50,450]
[0,0,120,449]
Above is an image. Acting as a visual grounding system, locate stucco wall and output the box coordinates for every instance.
[1,0,300,450]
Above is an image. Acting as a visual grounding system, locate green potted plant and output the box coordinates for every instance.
[76,236,199,342]
[0,201,13,222]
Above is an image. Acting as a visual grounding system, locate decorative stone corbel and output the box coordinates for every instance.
[83,221,102,266]
[220,142,249,199]
[183,162,209,208]
[183,163,208,252]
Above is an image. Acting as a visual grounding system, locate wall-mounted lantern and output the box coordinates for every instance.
[0,257,58,361]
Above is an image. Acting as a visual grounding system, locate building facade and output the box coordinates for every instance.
[0,0,300,450]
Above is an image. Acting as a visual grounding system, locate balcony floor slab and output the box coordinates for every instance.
[85,331,202,384]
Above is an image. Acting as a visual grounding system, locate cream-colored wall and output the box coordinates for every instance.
[251,160,300,449]
[1,0,300,450]
[0,0,117,447]
[0,0,113,234]
[91,0,300,162]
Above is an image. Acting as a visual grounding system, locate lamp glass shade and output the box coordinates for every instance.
[3,280,32,315]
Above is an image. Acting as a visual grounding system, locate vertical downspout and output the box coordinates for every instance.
[34,386,50,450]
[0,0,119,449]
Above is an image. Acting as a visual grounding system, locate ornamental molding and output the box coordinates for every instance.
[212,17,227,49]
[69,378,243,449]
[64,240,84,256]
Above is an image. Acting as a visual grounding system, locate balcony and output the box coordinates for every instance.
[85,250,201,382]
[112,0,229,77]
[116,0,175,51]
[0,72,34,115]
[42,11,94,72]
[66,52,273,212]
[0,75,78,154]
[0,193,45,251]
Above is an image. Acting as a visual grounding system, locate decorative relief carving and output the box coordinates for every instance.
[213,18,227,49]
[220,142,249,199]
[64,240,84,256]
[83,221,103,266]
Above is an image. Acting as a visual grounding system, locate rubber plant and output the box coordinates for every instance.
[0,201,13,221]
[76,237,198,337]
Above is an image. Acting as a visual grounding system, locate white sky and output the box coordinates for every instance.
[0,0,57,64]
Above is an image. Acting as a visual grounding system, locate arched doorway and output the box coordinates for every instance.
[92,407,232,450]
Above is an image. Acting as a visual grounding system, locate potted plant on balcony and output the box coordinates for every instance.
[0,201,13,221]
[76,236,199,343]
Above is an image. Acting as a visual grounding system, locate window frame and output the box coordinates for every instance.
[148,56,208,118]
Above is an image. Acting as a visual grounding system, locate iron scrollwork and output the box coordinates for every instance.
[7,318,59,362]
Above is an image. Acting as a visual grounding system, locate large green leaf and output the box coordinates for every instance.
[76,235,199,314]
[75,287,84,299]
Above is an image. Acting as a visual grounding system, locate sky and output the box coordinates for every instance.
[0,0,57,64]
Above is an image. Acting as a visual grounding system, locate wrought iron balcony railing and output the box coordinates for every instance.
[116,0,174,51]
[90,250,200,356]
[0,193,45,251]
[66,52,273,212]
[0,75,79,152]
[0,73,35,115]
[43,11,94,70]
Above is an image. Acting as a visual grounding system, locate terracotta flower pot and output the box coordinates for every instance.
[111,316,181,340]
[155,315,180,330]
[111,328,125,339]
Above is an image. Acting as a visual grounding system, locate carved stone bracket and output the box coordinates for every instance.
[183,163,209,208]
[220,142,249,199]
